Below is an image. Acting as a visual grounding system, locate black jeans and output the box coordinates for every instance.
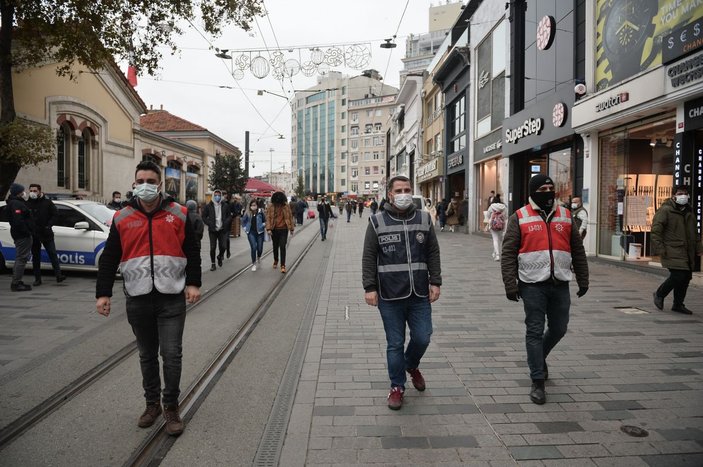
[126,291,186,406]
[208,229,228,264]
[32,235,62,278]
[519,281,570,381]
[656,268,693,307]
[271,228,289,265]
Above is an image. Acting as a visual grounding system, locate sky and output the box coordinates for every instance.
[133,0,449,177]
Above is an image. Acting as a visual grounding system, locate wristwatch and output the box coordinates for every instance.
[600,0,657,86]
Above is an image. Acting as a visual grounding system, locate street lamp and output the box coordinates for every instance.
[215,48,232,59]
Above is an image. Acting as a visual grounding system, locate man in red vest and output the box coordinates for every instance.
[501,174,589,405]
[96,160,201,436]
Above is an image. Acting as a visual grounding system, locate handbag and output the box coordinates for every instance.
[264,230,271,242]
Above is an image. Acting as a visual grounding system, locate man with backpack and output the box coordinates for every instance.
[486,194,507,261]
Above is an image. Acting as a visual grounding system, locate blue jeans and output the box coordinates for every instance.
[519,281,570,381]
[319,217,329,238]
[126,291,186,406]
[378,295,433,389]
[247,230,264,263]
[346,211,352,222]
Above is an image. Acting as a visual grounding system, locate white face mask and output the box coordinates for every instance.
[133,183,160,203]
[29,192,39,200]
[571,203,579,210]
[393,193,413,210]
[675,194,689,205]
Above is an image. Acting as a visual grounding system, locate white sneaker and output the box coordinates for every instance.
[494,256,500,262]
[252,264,257,271]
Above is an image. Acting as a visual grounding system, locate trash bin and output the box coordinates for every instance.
[628,243,642,259]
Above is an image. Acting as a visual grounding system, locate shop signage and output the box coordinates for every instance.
[674,133,692,187]
[667,51,703,88]
[416,156,444,183]
[447,153,463,169]
[483,139,502,154]
[696,146,702,235]
[552,102,567,127]
[595,92,629,112]
[479,70,490,89]
[663,17,703,64]
[505,118,543,144]
[685,95,703,131]
[536,15,556,51]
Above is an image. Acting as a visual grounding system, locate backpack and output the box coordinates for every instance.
[489,210,504,231]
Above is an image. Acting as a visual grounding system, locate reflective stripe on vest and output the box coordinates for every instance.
[371,210,431,300]
[517,205,573,282]
[113,202,188,296]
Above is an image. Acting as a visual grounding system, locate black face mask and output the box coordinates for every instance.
[531,191,555,211]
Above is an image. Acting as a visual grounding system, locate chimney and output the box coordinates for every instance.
[160,104,163,110]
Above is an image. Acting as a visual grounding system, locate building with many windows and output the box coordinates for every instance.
[291,70,397,197]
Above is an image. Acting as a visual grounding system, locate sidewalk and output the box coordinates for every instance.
[281,212,703,466]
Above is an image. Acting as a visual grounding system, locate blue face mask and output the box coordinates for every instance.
[214,195,222,203]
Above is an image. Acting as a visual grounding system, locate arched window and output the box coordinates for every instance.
[77,128,93,190]
[56,124,71,187]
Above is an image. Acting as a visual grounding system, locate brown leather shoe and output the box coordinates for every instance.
[138,402,162,428]
[163,404,184,436]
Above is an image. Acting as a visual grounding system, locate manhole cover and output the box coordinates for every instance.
[614,307,649,314]
[621,425,649,437]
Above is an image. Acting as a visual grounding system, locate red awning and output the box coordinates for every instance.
[245,178,280,193]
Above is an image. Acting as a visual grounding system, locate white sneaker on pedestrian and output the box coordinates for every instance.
[494,256,500,262]
[491,252,496,259]
[252,264,257,271]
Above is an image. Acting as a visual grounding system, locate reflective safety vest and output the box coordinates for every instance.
[370,209,432,300]
[113,202,188,296]
[516,204,573,283]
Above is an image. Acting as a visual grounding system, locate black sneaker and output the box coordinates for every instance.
[11,282,32,292]
[33,278,42,286]
[217,257,223,267]
[671,305,693,315]
[210,263,216,271]
[653,292,664,311]
[529,380,546,405]
[56,274,66,283]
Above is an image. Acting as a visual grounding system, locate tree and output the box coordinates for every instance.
[209,152,246,197]
[294,174,305,199]
[0,0,263,199]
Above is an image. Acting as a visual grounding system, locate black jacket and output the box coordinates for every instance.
[27,195,58,239]
[202,201,233,232]
[107,200,122,210]
[317,202,335,221]
[7,195,34,240]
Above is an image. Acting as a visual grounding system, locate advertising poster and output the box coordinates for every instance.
[165,167,181,199]
[595,0,703,90]
[186,172,199,200]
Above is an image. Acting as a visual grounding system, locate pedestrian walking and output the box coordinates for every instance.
[345,200,353,222]
[437,199,447,231]
[317,196,335,241]
[296,197,307,225]
[107,191,123,210]
[202,189,232,271]
[185,200,204,252]
[230,195,243,238]
[265,191,294,273]
[445,198,460,232]
[358,200,365,217]
[570,196,588,240]
[651,185,703,315]
[501,174,589,405]
[242,199,266,271]
[487,190,496,208]
[362,175,442,410]
[7,183,34,291]
[486,193,507,261]
[338,200,344,217]
[96,160,201,436]
[27,184,66,285]
[370,199,378,215]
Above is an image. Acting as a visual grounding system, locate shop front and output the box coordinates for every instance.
[474,129,504,231]
[503,85,579,211]
[417,155,444,205]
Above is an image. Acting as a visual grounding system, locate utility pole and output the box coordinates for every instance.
[269,148,274,182]
[245,131,250,179]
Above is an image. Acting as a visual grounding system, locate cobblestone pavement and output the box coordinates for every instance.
[280,212,703,466]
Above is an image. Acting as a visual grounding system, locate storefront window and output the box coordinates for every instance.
[549,149,573,203]
[598,115,675,258]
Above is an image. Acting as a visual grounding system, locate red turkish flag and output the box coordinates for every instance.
[127,65,138,87]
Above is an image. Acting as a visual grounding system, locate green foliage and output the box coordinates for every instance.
[209,152,246,196]
[0,120,55,166]
[10,0,264,79]
[294,174,305,199]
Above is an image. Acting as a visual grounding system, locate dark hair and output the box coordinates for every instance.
[271,191,287,205]
[112,191,121,197]
[135,160,162,181]
[29,183,42,191]
[493,194,502,203]
[673,185,689,194]
[387,175,411,192]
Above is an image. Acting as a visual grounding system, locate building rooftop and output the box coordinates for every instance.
[140,109,207,132]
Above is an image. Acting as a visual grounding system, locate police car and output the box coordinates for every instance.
[0,199,114,272]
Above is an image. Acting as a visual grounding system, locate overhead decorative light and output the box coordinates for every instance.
[215,48,232,59]
[380,38,397,49]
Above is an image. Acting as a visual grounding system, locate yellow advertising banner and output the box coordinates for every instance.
[595,0,703,90]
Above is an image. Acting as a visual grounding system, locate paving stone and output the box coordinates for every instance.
[510,445,564,460]
[598,400,645,411]
[312,406,355,416]
[641,453,703,466]
[380,436,430,449]
[655,428,703,441]
[534,422,584,434]
[427,435,478,448]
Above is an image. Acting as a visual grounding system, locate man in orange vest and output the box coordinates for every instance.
[501,174,589,405]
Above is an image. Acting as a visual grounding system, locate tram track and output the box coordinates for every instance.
[0,223,317,453]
